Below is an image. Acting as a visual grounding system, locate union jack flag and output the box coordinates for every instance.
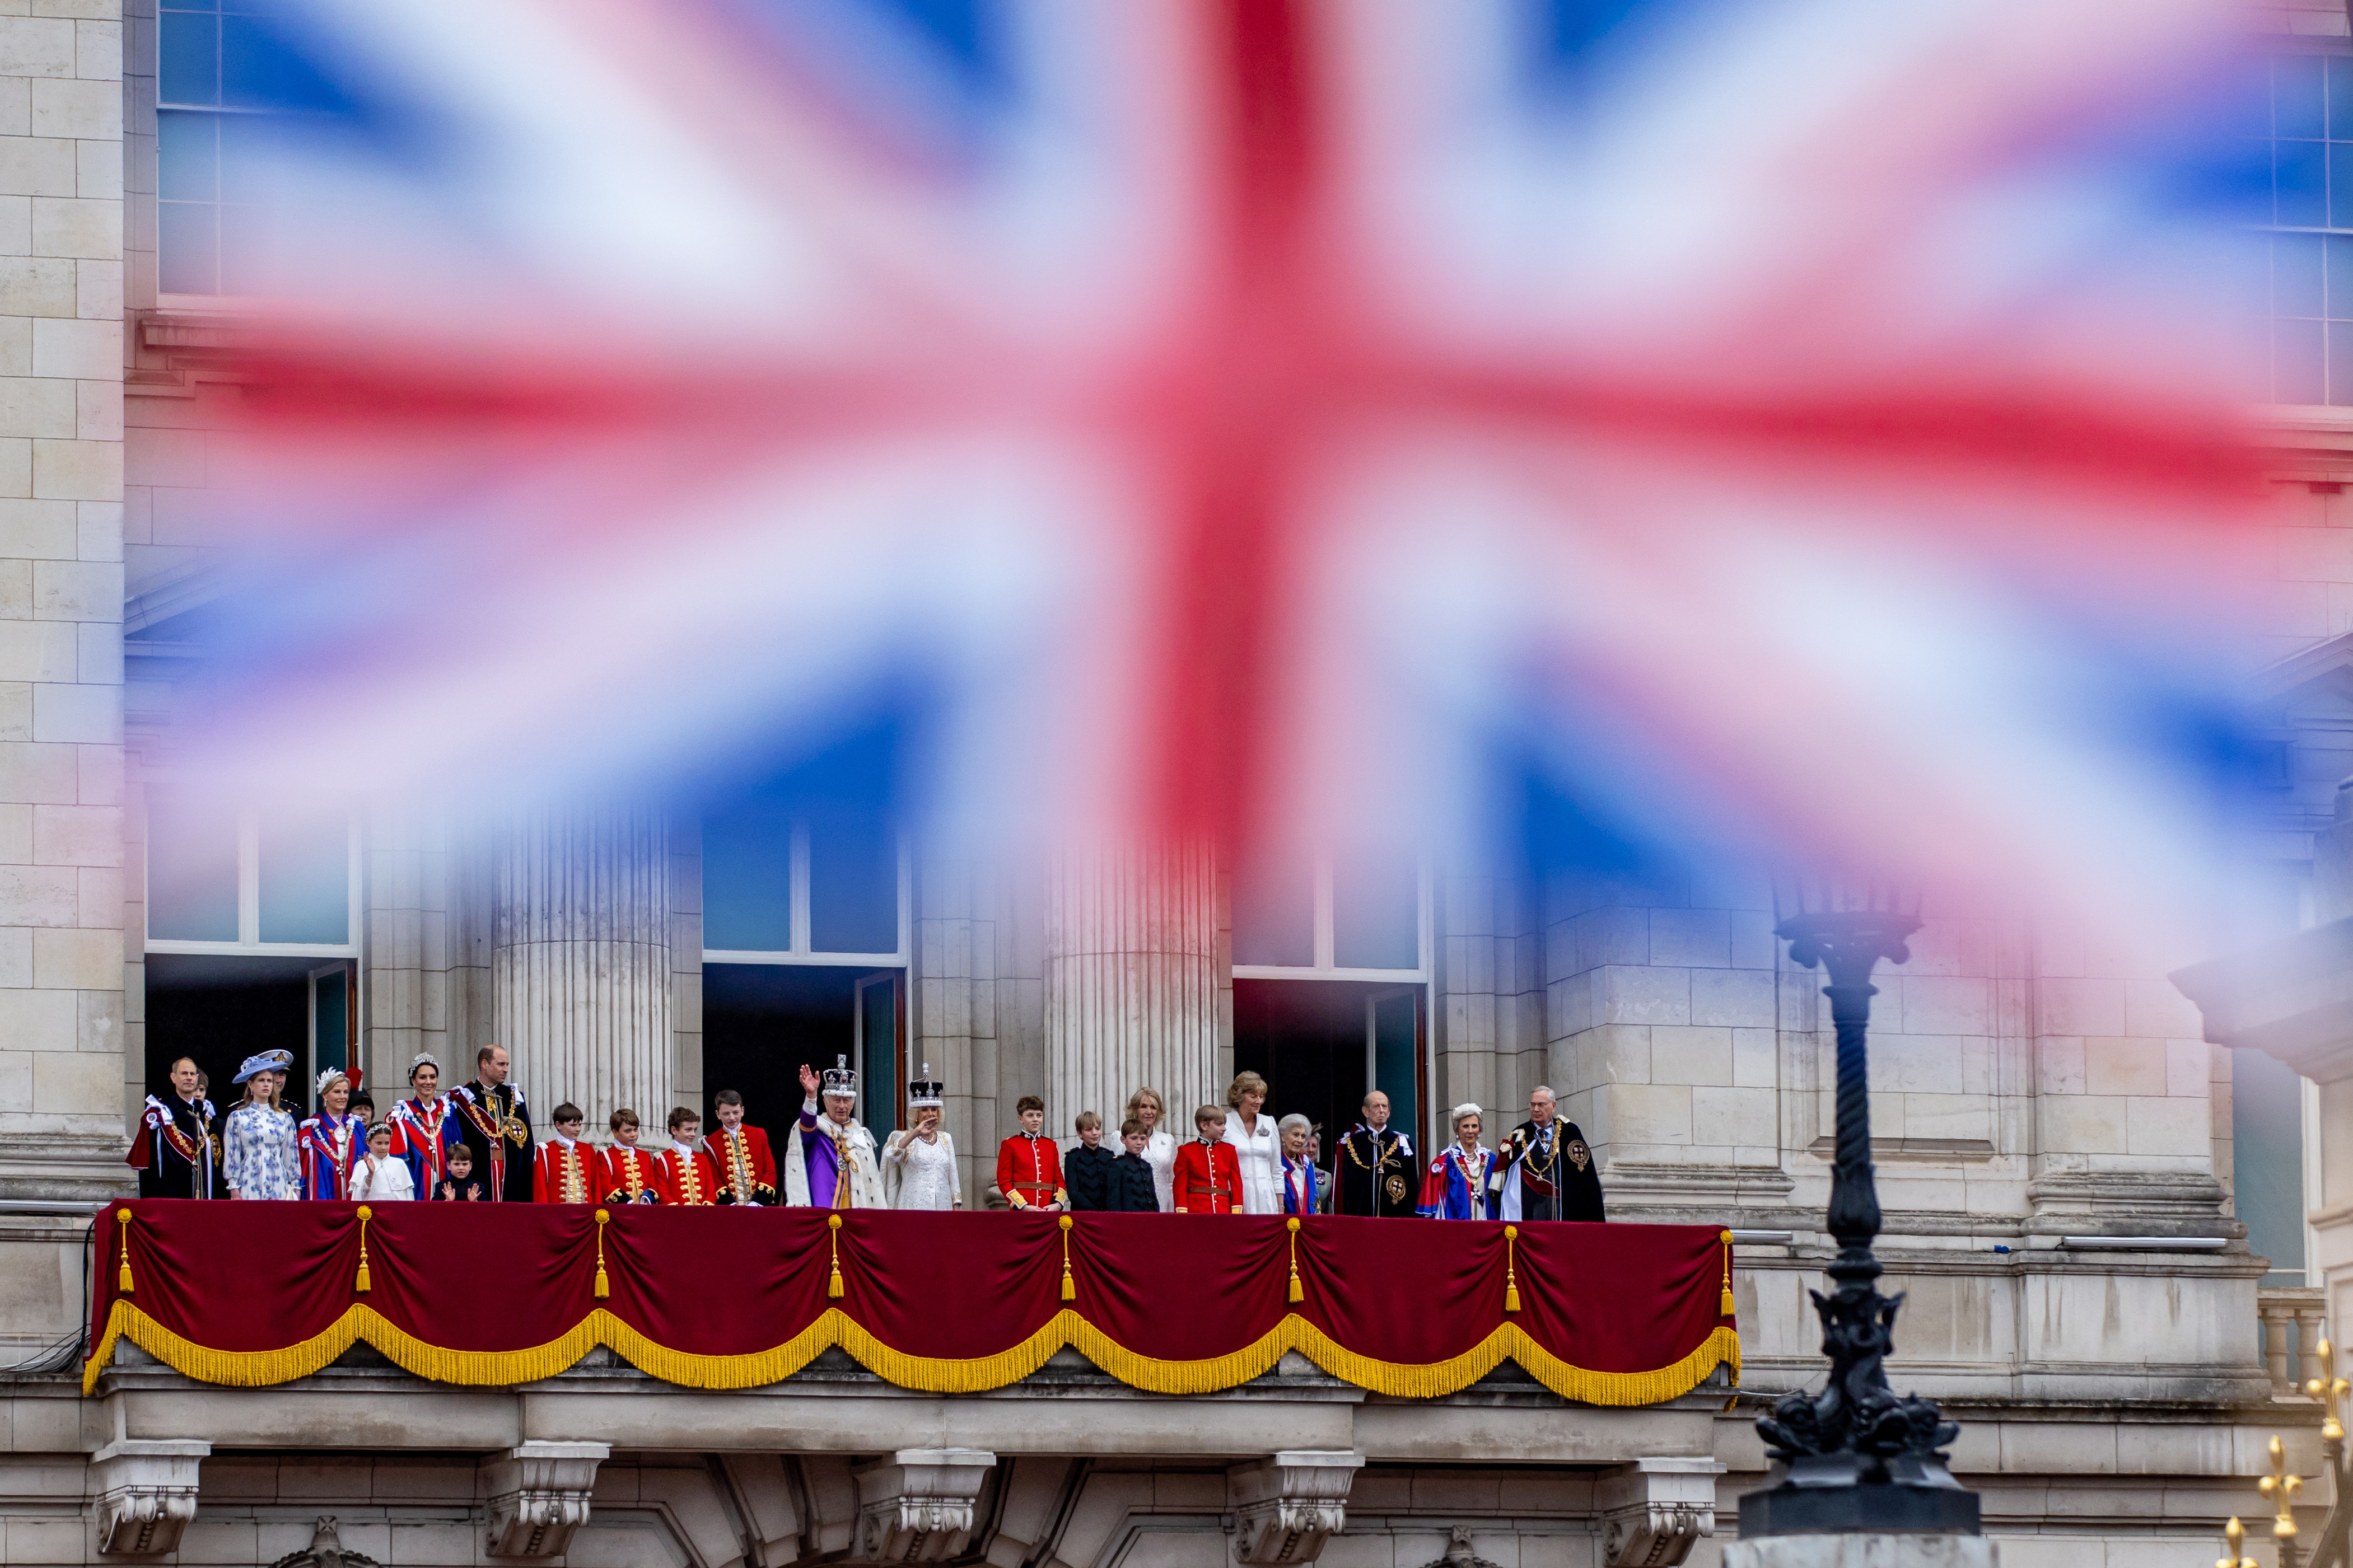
[179,0,2265,942]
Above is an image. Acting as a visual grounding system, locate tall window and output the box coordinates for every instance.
[2254,51,2353,405]
[146,789,358,956]
[1233,844,1431,1158]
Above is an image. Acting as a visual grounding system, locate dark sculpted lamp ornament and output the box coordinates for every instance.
[1739,869,1981,1538]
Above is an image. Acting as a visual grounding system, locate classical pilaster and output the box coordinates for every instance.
[1043,840,1218,1126]
[1228,1452,1361,1567]
[1595,1457,1724,1567]
[853,1448,996,1562]
[492,806,670,1120]
[90,1439,206,1557]
[480,1441,607,1560]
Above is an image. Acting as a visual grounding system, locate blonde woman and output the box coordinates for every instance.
[1124,1087,1178,1211]
[1221,1071,1282,1215]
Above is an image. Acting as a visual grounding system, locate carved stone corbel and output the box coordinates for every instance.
[1229,1450,1364,1566]
[853,1449,997,1562]
[1595,1457,1726,1568]
[481,1441,609,1558]
[91,1438,208,1556]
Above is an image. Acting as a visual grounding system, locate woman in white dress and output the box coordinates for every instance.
[884,1066,961,1210]
[1221,1071,1282,1215]
[223,1049,298,1201]
[351,1122,416,1201]
[1124,1087,1178,1211]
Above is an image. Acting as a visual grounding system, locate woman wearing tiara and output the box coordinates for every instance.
[883,1066,961,1210]
[297,1069,367,1200]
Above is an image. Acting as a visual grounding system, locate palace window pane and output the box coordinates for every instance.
[258,811,347,944]
[1371,990,1419,1152]
[1332,844,1418,971]
[2280,316,2327,405]
[147,789,239,943]
[809,808,896,954]
[2279,139,2327,227]
[159,9,221,106]
[1234,851,1314,968]
[2280,54,2326,138]
[2232,1047,2307,1283]
[702,808,792,951]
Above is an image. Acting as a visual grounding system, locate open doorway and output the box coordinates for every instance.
[702,963,907,1137]
[146,953,315,1112]
[1233,978,1426,1162]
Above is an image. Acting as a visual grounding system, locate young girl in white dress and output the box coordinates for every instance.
[351,1121,416,1201]
[883,1066,960,1210]
[1221,1071,1283,1215]
[1124,1086,1178,1211]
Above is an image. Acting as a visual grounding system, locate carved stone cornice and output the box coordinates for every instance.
[481,1441,608,1559]
[852,1448,996,1562]
[91,1438,208,1556]
[1228,1450,1362,1566]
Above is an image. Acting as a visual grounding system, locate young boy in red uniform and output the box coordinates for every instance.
[657,1107,723,1207]
[533,1103,598,1203]
[996,1094,1066,1211]
[600,1107,668,1204]
[1171,1104,1243,1214]
[708,1088,778,1205]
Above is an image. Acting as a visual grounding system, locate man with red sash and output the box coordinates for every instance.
[600,1107,668,1204]
[1171,1105,1243,1214]
[126,1055,218,1199]
[996,1094,1066,1210]
[451,1043,533,1202]
[657,1106,722,1206]
[533,1103,597,1204]
[388,1052,462,1196]
[708,1088,777,1205]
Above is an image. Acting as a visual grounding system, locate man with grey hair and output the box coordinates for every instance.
[1334,1089,1415,1217]
[1492,1085,1605,1223]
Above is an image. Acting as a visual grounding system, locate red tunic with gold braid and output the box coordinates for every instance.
[599,1144,669,1205]
[532,1138,596,1204]
[709,1122,778,1205]
[657,1143,722,1207]
[996,1132,1066,1209]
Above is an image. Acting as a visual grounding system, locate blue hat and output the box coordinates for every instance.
[233,1049,294,1085]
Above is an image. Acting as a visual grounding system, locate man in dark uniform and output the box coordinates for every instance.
[451,1043,534,1202]
[125,1055,219,1199]
[1334,1090,1416,1217]
[1492,1085,1605,1222]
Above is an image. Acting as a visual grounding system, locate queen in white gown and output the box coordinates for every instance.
[1221,1071,1283,1215]
[1126,1087,1179,1211]
[884,1066,961,1210]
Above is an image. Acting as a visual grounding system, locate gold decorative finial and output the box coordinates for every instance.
[2307,1336,2350,1443]
[2217,1515,2256,1568]
[2259,1435,2304,1540]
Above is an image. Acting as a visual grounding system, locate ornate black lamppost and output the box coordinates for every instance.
[1738,871,1982,1538]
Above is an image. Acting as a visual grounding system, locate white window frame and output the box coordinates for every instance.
[145,802,362,960]
[1232,849,1433,983]
[703,827,912,967]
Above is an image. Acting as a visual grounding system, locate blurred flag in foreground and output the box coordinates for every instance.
[166,0,2271,947]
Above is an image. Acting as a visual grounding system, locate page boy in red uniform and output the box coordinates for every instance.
[600,1107,668,1204]
[533,1102,597,1204]
[996,1094,1066,1210]
[1171,1104,1244,1214]
[708,1088,778,1205]
[657,1106,723,1206]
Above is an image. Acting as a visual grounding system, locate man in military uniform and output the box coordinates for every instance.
[1334,1090,1416,1217]
[1492,1085,1605,1223]
[126,1055,219,1199]
[452,1043,534,1203]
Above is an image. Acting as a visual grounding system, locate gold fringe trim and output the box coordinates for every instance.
[86,1298,1740,1405]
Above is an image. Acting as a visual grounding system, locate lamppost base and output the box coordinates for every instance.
[1739,1455,1982,1538]
[1723,1535,1997,1568]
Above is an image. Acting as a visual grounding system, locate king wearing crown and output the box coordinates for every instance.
[785,1055,884,1208]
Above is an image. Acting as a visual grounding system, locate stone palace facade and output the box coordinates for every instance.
[1,2,2350,1566]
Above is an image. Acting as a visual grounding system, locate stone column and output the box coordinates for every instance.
[1043,841,1218,1126]
[493,804,671,1120]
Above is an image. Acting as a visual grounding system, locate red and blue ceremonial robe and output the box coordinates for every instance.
[389,1094,463,1194]
[297,1111,366,1200]
[1417,1145,1495,1221]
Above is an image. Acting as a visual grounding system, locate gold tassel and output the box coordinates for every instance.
[594,1209,610,1299]
[1286,1216,1304,1303]
[1059,1214,1077,1302]
[1504,1225,1521,1313]
[354,1206,373,1294]
[1719,1229,1736,1317]
[828,1213,846,1299]
[116,1208,134,1294]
